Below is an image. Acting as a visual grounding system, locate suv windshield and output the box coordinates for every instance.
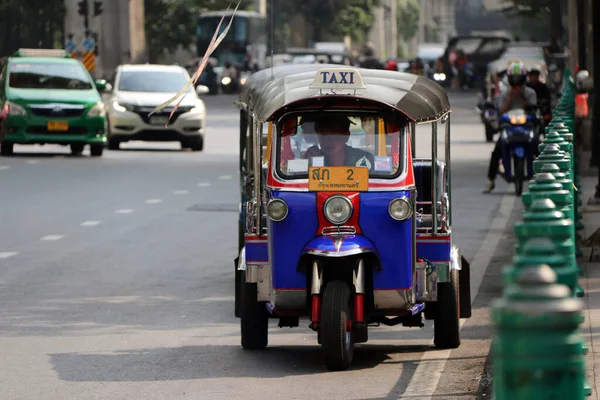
[8,62,93,90]
[118,70,191,93]
[277,113,405,179]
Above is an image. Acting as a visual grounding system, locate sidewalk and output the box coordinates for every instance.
[579,174,600,399]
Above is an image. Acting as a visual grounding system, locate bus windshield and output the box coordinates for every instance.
[276,113,405,179]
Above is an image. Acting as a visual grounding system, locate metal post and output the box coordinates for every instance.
[444,115,451,229]
[577,0,587,69]
[593,0,600,199]
[253,118,262,235]
[432,122,438,235]
[410,122,416,158]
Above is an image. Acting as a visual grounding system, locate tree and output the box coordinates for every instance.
[144,0,254,63]
[397,0,419,41]
[500,0,563,40]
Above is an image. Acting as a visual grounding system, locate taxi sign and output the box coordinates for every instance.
[309,67,366,91]
[14,48,68,58]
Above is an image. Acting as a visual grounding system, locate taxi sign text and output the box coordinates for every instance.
[309,68,366,91]
[308,166,369,192]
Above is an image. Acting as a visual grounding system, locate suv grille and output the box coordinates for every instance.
[133,105,194,124]
[29,104,86,118]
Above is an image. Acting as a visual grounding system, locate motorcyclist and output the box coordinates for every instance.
[526,65,551,114]
[482,60,537,193]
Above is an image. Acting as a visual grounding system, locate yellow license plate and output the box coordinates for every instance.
[47,121,69,131]
[308,166,369,192]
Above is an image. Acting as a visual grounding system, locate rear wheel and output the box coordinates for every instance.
[70,144,84,155]
[240,281,269,350]
[0,142,13,156]
[513,157,525,196]
[90,144,104,157]
[321,280,354,371]
[485,125,494,142]
[434,268,460,349]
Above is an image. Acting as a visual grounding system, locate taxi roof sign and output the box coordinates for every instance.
[13,48,69,58]
[309,67,366,91]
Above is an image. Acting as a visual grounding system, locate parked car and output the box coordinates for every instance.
[0,48,108,156]
[105,64,209,151]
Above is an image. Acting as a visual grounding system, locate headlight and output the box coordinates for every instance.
[240,77,247,85]
[509,114,527,125]
[222,77,232,85]
[267,199,288,221]
[112,101,134,113]
[87,102,106,117]
[433,73,446,81]
[5,101,26,116]
[324,195,353,225]
[388,197,413,221]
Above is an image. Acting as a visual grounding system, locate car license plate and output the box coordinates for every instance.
[47,121,69,131]
[150,116,169,125]
[308,166,369,192]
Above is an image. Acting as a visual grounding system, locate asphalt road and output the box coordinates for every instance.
[0,91,518,399]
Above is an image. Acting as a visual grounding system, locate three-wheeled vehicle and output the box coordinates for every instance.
[234,64,472,371]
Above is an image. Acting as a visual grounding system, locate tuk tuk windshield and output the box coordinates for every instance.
[277,113,404,179]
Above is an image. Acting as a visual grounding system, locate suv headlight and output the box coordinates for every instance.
[112,101,135,113]
[5,101,27,116]
[324,195,353,225]
[87,102,106,117]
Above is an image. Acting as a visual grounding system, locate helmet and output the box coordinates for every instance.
[506,60,527,87]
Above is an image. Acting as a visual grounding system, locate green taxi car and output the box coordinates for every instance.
[0,49,108,156]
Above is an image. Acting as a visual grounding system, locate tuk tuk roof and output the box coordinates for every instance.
[238,64,451,124]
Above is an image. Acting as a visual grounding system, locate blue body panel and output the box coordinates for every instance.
[416,238,451,262]
[268,191,319,289]
[303,235,376,254]
[359,191,413,290]
[245,240,269,263]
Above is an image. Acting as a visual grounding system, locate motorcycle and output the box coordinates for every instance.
[220,67,241,94]
[497,106,538,196]
[476,95,499,142]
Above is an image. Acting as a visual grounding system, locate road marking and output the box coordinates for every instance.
[81,221,102,226]
[41,235,64,241]
[0,165,10,170]
[26,160,40,164]
[0,252,18,259]
[115,209,135,214]
[145,199,163,204]
[402,194,517,398]
[197,182,211,187]
[173,190,189,195]
[218,175,232,180]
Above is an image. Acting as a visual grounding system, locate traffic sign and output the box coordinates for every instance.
[82,38,95,52]
[65,40,76,54]
[82,51,95,72]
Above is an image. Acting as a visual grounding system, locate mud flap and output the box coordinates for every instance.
[459,255,472,318]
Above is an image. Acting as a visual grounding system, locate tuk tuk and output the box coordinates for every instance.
[234,64,472,371]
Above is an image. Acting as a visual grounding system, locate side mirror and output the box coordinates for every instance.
[195,85,210,96]
[95,79,110,92]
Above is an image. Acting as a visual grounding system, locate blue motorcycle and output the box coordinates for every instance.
[498,107,538,196]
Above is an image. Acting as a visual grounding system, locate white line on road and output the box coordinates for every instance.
[0,252,18,259]
[115,209,135,214]
[402,194,517,399]
[197,182,211,187]
[41,235,64,241]
[26,160,40,164]
[0,165,10,170]
[81,221,102,226]
[173,190,189,195]
[145,199,163,204]
[217,175,232,180]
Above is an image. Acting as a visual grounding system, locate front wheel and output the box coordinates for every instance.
[434,268,460,349]
[90,144,104,157]
[321,281,354,371]
[240,281,269,350]
[70,144,84,155]
[513,157,525,196]
[0,142,13,156]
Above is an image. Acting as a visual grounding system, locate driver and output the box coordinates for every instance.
[304,115,374,169]
[482,60,537,193]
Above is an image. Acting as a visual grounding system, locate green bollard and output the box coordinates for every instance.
[539,131,570,154]
[512,199,580,296]
[492,262,587,399]
[533,144,572,181]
